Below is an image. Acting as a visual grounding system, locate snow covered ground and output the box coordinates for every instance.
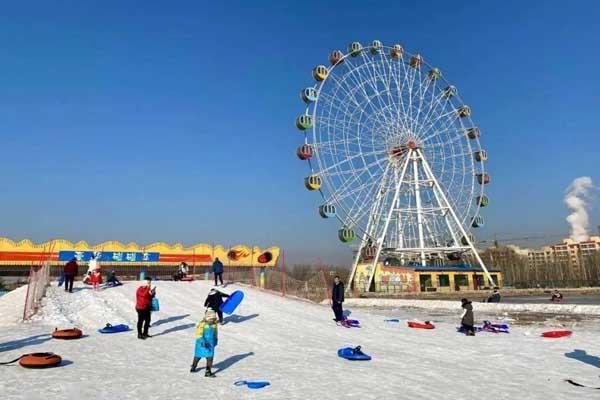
[1,280,600,399]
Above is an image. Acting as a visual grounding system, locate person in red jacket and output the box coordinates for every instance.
[91,270,102,291]
[135,277,156,339]
[63,258,79,293]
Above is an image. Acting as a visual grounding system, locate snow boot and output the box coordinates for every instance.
[138,333,146,340]
[205,368,216,377]
[190,357,200,372]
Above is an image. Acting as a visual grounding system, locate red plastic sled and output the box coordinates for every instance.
[407,321,435,329]
[180,276,194,281]
[541,330,572,338]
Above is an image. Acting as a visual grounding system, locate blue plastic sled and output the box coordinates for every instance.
[484,321,509,330]
[152,297,160,312]
[58,272,65,287]
[338,346,371,361]
[234,380,271,389]
[385,319,400,323]
[220,291,244,315]
[98,324,130,334]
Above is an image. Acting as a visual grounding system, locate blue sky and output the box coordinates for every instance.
[1,1,599,265]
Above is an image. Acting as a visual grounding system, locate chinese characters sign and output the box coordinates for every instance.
[58,251,159,262]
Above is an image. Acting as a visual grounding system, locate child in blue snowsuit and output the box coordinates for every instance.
[190,309,219,377]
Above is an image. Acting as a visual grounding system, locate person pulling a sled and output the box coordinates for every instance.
[190,308,219,377]
[460,298,475,336]
[204,288,230,324]
[332,275,345,322]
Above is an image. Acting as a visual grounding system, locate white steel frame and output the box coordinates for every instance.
[347,148,494,291]
[296,42,493,292]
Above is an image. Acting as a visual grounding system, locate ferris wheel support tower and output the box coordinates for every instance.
[346,144,495,292]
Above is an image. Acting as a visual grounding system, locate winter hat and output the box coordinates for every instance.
[204,309,217,322]
[461,298,470,305]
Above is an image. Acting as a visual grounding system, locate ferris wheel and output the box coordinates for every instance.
[295,40,494,290]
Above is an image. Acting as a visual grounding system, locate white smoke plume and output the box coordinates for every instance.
[564,176,595,242]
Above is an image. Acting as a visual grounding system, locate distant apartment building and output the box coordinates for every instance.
[526,236,600,268]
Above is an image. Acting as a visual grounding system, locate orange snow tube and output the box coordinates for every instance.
[407,321,435,329]
[52,328,83,340]
[19,353,62,369]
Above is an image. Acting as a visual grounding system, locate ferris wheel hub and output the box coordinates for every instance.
[389,140,420,163]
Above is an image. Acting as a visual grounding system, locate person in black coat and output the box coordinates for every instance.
[461,298,475,336]
[332,276,345,322]
[487,288,501,303]
[204,289,230,324]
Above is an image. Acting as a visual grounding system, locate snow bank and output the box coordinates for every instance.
[342,297,600,315]
[1,281,599,399]
[0,285,27,326]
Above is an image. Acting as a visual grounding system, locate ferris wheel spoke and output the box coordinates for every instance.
[413,88,451,139]
[327,61,390,124]
[322,156,388,193]
[315,147,389,175]
[345,58,399,132]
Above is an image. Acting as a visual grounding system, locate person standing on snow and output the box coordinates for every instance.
[332,276,345,322]
[63,257,79,293]
[460,298,475,336]
[135,277,156,339]
[190,308,219,377]
[204,289,230,324]
[212,257,224,286]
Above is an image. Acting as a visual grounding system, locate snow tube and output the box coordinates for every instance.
[408,321,435,329]
[19,353,62,369]
[98,324,130,334]
[542,330,572,338]
[52,328,83,340]
[234,380,271,389]
[220,290,244,315]
[338,346,371,361]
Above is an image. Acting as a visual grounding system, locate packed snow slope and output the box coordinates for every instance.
[1,281,600,400]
